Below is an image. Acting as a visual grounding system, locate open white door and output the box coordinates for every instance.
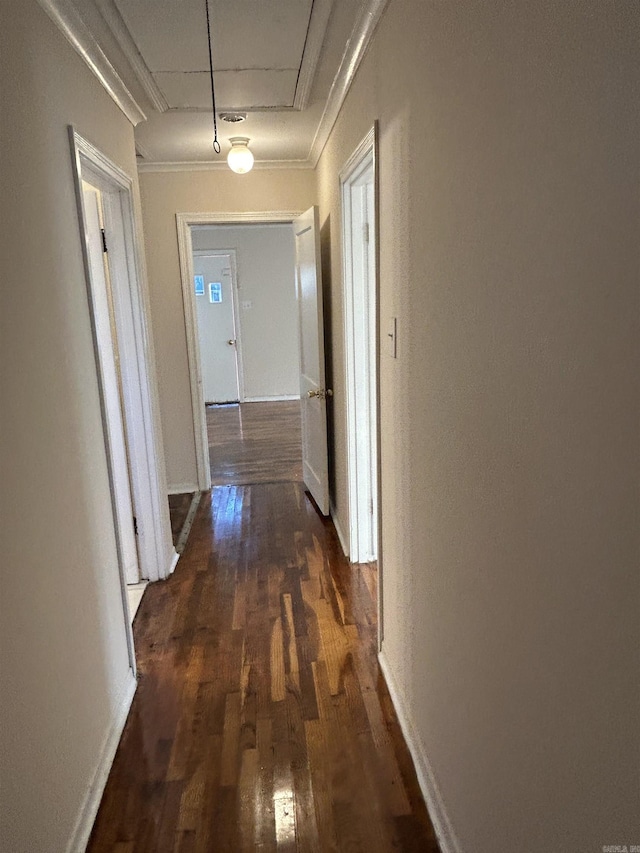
[294,206,331,515]
[194,252,241,403]
[83,183,141,586]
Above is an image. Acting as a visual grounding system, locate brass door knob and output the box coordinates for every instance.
[227,339,236,346]
[307,388,333,399]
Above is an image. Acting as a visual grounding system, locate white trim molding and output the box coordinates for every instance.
[65,673,137,853]
[339,126,377,183]
[378,652,463,853]
[135,141,154,161]
[94,0,169,113]
[293,0,334,111]
[309,0,390,166]
[138,159,314,174]
[167,483,200,495]
[340,125,377,567]
[178,212,304,227]
[176,211,305,493]
[169,550,180,574]
[36,0,146,125]
[70,128,175,589]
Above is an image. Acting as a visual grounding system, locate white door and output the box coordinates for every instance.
[194,252,240,403]
[293,207,330,515]
[83,183,140,585]
[343,155,378,563]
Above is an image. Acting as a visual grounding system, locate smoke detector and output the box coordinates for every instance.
[220,112,247,124]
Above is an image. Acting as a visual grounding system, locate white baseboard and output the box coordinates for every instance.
[167,483,199,495]
[65,672,137,853]
[242,394,300,403]
[378,651,462,853]
[126,583,147,623]
[329,501,349,558]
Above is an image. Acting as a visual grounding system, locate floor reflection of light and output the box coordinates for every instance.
[273,786,296,844]
[208,485,244,534]
[228,487,244,531]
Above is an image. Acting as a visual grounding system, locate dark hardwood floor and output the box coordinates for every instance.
[207,401,303,485]
[87,482,438,851]
[91,402,436,851]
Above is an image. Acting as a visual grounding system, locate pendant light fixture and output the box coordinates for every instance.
[227,137,255,174]
[205,1,255,173]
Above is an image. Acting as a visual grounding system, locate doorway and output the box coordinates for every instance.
[341,127,381,643]
[176,212,305,491]
[70,129,175,637]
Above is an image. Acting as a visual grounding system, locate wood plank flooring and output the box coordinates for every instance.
[207,402,303,485]
[87,482,438,852]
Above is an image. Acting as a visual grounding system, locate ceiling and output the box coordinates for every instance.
[116,0,316,110]
[39,0,387,168]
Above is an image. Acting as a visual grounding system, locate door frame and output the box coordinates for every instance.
[340,125,383,645]
[70,128,176,603]
[176,211,304,491]
[192,249,245,404]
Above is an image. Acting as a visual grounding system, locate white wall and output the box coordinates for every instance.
[139,168,316,489]
[192,225,300,401]
[0,2,144,850]
[317,1,640,850]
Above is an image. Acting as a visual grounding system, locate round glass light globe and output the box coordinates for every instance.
[227,138,254,174]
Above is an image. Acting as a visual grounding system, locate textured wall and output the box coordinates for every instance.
[139,169,316,489]
[317,1,640,849]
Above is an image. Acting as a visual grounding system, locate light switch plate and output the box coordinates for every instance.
[386,317,397,358]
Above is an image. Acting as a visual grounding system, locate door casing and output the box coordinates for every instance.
[70,128,176,669]
[176,211,304,491]
[340,124,383,647]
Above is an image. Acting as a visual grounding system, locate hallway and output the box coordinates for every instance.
[87,478,437,851]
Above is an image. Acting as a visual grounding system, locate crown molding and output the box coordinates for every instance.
[309,0,390,167]
[135,141,154,161]
[38,0,388,165]
[36,0,146,125]
[293,0,334,111]
[93,0,169,113]
[138,159,314,174]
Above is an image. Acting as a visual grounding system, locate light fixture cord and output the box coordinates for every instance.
[205,0,221,154]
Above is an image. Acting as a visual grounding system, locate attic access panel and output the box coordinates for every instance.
[114,0,314,109]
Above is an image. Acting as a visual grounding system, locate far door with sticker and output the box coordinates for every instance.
[194,252,241,403]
